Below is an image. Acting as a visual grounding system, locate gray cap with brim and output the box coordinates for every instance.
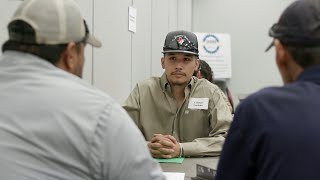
[8,0,102,48]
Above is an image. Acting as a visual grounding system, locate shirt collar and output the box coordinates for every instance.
[296,65,320,84]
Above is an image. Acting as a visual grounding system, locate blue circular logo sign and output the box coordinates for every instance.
[202,34,220,54]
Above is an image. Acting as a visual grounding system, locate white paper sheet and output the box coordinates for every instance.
[128,6,137,33]
[163,172,185,180]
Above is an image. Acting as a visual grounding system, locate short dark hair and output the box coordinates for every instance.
[286,45,320,69]
[2,20,82,65]
[196,60,214,83]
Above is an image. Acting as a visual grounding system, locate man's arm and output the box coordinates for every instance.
[92,103,165,180]
[220,89,233,113]
[122,84,142,131]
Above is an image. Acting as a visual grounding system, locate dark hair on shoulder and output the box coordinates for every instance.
[2,20,81,65]
[286,45,320,69]
[198,59,214,83]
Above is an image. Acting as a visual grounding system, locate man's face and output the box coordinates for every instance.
[161,52,199,86]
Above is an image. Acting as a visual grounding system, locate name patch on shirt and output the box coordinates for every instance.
[188,98,209,110]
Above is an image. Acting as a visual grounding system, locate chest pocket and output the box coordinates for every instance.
[181,108,210,142]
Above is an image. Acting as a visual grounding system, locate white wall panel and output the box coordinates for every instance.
[177,0,192,31]
[93,0,132,103]
[131,0,152,89]
[0,1,22,50]
[151,0,170,77]
[168,0,178,31]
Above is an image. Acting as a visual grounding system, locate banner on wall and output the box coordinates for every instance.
[194,32,232,79]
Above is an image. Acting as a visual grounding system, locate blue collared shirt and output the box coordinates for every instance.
[216,65,320,180]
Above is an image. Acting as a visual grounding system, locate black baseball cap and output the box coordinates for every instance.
[265,0,320,52]
[162,30,199,56]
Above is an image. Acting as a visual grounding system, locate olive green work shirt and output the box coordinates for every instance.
[123,73,232,157]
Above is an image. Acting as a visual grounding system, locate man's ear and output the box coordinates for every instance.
[56,42,78,72]
[274,39,299,83]
[195,58,200,71]
[64,42,78,69]
[274,39,289,70]
[161,57,165,69]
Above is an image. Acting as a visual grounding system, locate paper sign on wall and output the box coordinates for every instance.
[128,6,137,33]
[194,32,232,79]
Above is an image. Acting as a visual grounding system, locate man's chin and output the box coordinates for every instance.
[170,80,187,86]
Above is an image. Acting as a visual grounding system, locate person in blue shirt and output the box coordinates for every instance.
[215,0,320,179]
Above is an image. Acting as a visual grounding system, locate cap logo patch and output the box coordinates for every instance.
[176,36,184,45]
[174,35,190,45]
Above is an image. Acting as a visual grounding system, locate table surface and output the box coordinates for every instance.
[159,157,219,180]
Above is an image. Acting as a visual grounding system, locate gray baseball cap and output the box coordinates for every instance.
[7,0,101,47]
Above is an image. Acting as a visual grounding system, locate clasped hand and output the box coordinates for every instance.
[148,134,181,159]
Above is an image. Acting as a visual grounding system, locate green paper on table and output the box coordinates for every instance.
[155,157,185,163]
